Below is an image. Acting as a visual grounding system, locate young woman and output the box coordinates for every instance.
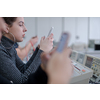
[0,17,53,84]
[0,17,73,84]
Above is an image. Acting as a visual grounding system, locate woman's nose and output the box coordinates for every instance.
[24,25,27,32]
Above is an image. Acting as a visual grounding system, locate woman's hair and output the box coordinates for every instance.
[3,17,17,27]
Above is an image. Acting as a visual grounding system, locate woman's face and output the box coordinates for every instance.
[8,17,27,42]
[0,17,6,40]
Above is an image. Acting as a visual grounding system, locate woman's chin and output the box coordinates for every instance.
[17,38,23,42]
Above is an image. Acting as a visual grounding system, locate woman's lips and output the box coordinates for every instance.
[22,34,25,38]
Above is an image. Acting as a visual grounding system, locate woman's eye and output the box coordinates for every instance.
[19,25,23,26]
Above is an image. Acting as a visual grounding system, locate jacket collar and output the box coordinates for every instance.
[1,36,15,49]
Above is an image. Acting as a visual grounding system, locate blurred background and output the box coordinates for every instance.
[18,17,100,57]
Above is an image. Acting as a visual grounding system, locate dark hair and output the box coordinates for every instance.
[3,17,17,27]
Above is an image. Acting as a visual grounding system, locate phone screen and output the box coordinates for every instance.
[56,33,69,53]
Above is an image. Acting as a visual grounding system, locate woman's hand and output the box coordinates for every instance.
[30,36,38,45]
[39,33,54,53]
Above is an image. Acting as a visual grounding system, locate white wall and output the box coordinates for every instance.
[89,17,100,40]
[63,17,88,46]
[76,17,88,44]
[63,17,76,46]
[18,17,100,47]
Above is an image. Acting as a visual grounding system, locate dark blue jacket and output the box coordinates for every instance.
[0,36,47,84]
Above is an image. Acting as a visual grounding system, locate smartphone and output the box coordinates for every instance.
[48,27,54,37]
[56,32,70,53]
